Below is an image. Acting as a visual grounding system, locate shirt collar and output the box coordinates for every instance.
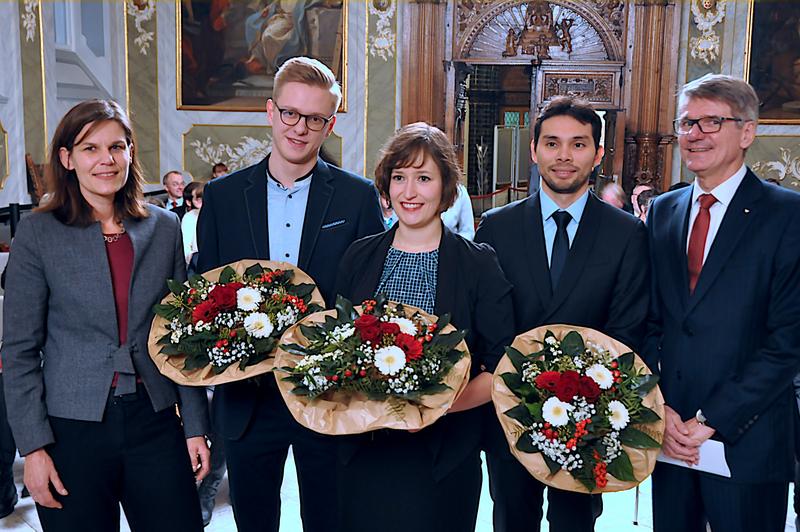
[691,163,747,207]
[539,184,590,225]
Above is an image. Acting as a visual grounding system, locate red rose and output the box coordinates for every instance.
[354,314,382,344]
[379,322,401,336]
[555,370,581,402]
[208,282,243,310]
[534,371,561,392]
[192,300,219,324]
[579,376,601,403]
[395,333,423,361]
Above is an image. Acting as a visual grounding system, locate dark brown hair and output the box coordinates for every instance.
[37,99,148,226]
[533,96,602,150]
[374,122,461,213]
[183,181,204,211]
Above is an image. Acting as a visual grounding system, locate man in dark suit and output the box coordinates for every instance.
[196,57,384,532]
[475,97,649,532]
[163,170,187,215]
[643,74,800,532]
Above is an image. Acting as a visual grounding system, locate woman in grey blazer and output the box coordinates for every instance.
[2,100,210,531]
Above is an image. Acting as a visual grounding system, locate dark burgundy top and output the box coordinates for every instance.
[104,232,135,388]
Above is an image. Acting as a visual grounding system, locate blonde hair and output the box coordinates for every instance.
[273,57,342,111]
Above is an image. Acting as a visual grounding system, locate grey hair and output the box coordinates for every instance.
[678,74,759,123]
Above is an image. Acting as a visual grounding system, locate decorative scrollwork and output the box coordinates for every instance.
[689,0,726,65]
[126,0,155,56]
[368,0,396,60]
[190,136,272,172]
[21,0,38,43]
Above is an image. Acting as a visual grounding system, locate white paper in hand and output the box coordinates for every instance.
[656,439,731,478]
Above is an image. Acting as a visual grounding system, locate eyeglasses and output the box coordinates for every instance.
[673,116,743,135]
[274,105,333,132]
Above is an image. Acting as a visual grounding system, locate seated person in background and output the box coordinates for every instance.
[211,162,228,180]
[599,181,626,210]
[181,182,205,265]
[630,183,654,218]
[163,170,187,213]
[637,188,656,223]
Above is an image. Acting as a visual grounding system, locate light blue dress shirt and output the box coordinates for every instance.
[267,170,312,266]
[539,187,589,267]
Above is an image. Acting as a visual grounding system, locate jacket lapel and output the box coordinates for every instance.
[77,224,122,343]
[685,170,762,315]
[521,193,553,309]
[298,158,334,270]
[353,227,395,302]
[243,158,270,259]
[544,193,601,320]
[433,226,458,318]
[669,187,692,310]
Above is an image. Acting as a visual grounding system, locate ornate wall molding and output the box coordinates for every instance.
[368,0,396,60]
[126,0,155,55]
[366,0,398,175]
[689,0,725,65]
[455,0,625,63]
[18,0,46,164]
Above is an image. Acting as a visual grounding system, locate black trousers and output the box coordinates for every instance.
[652,462,789,532]
[0,374,18,507]
[222,383,338,532]
[337,431,482,532]
[36,387,203,532]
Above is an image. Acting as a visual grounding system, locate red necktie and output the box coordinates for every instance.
[687,193,717,293]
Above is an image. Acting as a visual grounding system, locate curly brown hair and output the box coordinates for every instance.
[374,122,461,213]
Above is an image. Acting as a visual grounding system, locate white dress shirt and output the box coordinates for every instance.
[441,183,476,240]
[686,163,747,264]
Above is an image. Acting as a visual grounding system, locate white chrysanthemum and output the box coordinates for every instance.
[244,312,274,338]
[586,363,614,390]
[237,287,262,311]
[608,400,630,430]
[374,345,406,376]
[389,317,417,336]
[542,396,573,427]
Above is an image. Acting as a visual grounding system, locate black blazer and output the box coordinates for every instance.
[335,225,516,480]
[170,203,187,220]
[475,191,649,452]
[642,170,800,482]
[196,156,385,439]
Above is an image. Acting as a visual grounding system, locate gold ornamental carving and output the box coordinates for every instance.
[501,1,573,60]
[543,73,613,103]
[690,0,726,65]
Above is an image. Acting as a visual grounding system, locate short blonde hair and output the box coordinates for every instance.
[273,56,342,112]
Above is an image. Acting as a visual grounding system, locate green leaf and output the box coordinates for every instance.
[434,313,452,333]
[635,406,662,424]
[292,283,317,298]
[166,279,187,296]
[525,401,543,421]
[541,453,562,475]
[335,295,357,321]
[616,352,635,370]
[504,346,528,374]
[560,330,585,357]
[633,374,660,398]
[607,452,637,482]
[159,344,184,356]
[182,354,209,371]
[218,266,237,284]
[500,372,524,393]
[432,330,466,351]
[619,427,661,448]
[515,432,538,453]
[244,264,264,278]
[504,404,535,426]
[299,323,324,343]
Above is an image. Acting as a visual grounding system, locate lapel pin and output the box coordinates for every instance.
[743,208,750,214]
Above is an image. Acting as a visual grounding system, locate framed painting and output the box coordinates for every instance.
[177,0,347,112]
[744,0,800,124]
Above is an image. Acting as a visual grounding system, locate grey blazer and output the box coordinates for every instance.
[2,205,209,455]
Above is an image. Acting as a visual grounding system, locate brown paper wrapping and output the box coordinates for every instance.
[274,303,472,435]
[148,260,324,386]
[491,325,665,493]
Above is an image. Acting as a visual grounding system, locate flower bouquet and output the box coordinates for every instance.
[274,294,471,434]
[491,325,664,493]
[148,260,324,386]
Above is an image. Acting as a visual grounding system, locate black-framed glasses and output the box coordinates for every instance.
[673,116,743,135]
[274,105,333,132]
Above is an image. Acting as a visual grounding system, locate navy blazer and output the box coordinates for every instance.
[334,225,516,481]
[196,156,385,439]
[642,170,800,483]
[476,191,649,454]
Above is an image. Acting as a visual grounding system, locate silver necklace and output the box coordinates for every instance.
[103,227,126,243]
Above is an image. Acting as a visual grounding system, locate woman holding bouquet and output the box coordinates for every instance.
[2,99,210,531]
[334,123,515,532]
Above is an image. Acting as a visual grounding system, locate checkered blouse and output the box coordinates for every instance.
[375,247,439,314]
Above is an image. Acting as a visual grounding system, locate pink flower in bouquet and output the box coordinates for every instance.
[354,314,382,343]
[208,282,243,311]
[555,370,581,402]
[395,333,423,361]
[534,371,561,392]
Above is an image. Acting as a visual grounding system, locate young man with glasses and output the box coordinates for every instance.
[643,74,800,532]
[197,56,384,532]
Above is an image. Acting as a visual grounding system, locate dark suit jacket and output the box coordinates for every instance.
[170,204,187,220]
[334,224,516,480]
[2,206,209,455]
[642,170,800,483]
[475,191,649,452]
[196,156,385,439]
